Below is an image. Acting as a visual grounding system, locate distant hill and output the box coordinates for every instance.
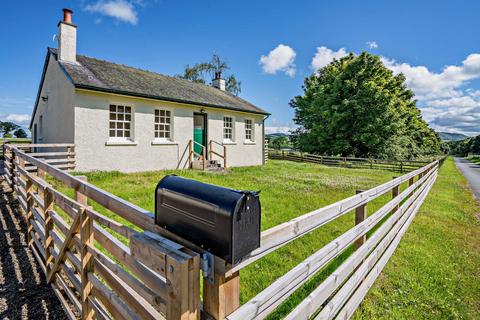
[437,132,468,141]
[266,133,289,139]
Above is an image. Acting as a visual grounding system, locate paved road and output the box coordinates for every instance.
[454,157,480,201]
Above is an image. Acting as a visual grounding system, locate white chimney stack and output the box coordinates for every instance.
[212,71,226,91]
[58,8,77,63]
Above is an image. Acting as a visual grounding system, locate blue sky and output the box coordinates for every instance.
[1,0,479,135]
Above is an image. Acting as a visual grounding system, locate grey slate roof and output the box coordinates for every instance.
[50,48,268,115]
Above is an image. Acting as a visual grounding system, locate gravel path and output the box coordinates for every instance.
[0,162,68,319]
[454,157,480,201]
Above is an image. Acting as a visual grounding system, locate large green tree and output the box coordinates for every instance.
[290,52,441,159]
[0,121,20,138]
[177,54,241,95]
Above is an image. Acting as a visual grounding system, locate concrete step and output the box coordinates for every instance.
[191,159,225,172]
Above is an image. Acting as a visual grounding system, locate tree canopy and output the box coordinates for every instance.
[0,121,28,138]
[177,54,241,95]
[290,52,442,159]
[449,134,480,156]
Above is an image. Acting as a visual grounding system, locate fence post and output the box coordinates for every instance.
[202,147,206,171]
[76,176,94,319]
[44,186,54,273]
[203,271,240,320]
[188,140,193,168]
[209,140,213,160]
[9,149,15,190]
[67,145,73,170]
[19,157,33,245]
[223,145,227,169]
[354,190,367,249]
[391,176,400,212]
[408,176,415,187]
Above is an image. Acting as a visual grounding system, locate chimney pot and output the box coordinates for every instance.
[63,8,73,24]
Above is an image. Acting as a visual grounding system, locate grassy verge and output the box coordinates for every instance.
[467,156,480,164]
[353,157,480,319]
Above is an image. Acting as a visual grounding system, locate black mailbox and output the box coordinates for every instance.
[155,175,261,264]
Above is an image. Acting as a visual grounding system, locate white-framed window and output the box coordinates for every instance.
[223,116,234,141]
[154,109,172,140]
[109,104,132,139]
[245,119,254,142]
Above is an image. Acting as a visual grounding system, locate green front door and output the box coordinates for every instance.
[194,126,204,154]
[193,113,207,156]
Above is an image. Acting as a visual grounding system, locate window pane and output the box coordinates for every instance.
[125,123,130,129]
[125,130,130,138]
[117,130,123,137]
[118,106,124,112]
[109,130,115,137]
[110,122,115,129]
[110,113,116,120]
[110,105,116,112]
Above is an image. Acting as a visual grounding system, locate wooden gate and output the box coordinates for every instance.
[3,143,200,320]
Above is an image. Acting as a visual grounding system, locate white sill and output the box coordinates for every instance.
[105,140,138,146]
[151,140,178,145]
[244,141,256,145]
[223,140,237,145]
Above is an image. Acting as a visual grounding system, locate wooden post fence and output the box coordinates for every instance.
[2,143,441,320]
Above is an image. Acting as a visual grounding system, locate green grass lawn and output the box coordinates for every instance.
[353,157,480,319]
[52,158,479,319]
[70,160,399,307]
[0,138,31,143]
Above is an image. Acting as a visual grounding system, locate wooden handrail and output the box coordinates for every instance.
[209,140,227,169]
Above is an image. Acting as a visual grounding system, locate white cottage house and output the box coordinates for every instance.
[30,9,269,173]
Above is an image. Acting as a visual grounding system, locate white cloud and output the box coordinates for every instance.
[85,0,138,25]
[259,44,296,77]
[366,41,378,49]
[378,53,480,135]
[311,47,348,70]
[2,114,31,125]
[382,53,480,100]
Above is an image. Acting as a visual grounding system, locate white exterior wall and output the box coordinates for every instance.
[74,90,265,172]
[31,54,75,143]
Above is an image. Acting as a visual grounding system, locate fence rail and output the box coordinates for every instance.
[269,149,434,173]
[2,142,440,320]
